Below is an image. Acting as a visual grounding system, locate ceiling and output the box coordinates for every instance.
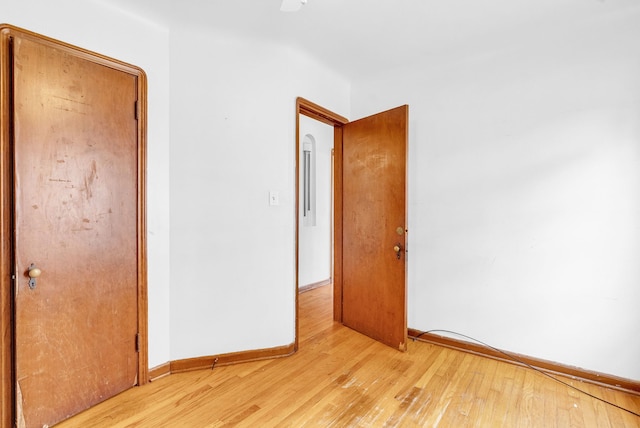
[104,0,640,79]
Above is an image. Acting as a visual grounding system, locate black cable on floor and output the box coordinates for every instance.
[412,329,640,418]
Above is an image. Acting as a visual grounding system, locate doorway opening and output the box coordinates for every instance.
[294,98,348,350]
[298,120,333,293]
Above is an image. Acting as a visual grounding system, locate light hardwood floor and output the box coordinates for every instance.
[60,285,640,427]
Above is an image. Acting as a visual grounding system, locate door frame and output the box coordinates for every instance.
[0,24,148,427]
[295,97,348,350]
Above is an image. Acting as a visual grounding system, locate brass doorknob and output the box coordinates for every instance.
[28,265,42,278]
[28,263,41,289]
[393,244,403,260]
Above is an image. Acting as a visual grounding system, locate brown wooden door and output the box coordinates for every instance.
[12,35,140,427]
[341,105,408,351]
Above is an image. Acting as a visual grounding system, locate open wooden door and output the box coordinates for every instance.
[341,105,408,351]
[0,26,147,427]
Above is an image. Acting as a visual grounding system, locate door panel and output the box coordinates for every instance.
[341,105,408,351]
[13,35,139,427]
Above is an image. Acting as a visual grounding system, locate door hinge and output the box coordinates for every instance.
[135,333,140,352]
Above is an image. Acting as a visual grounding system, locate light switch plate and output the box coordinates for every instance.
[269,190,279,206]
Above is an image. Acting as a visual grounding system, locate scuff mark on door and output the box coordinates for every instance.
[81,160,98,200]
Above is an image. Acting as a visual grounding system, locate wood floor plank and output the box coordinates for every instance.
[58,285,640,427]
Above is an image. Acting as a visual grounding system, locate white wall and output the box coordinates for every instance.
[2,0,173,368]
[169,24,349,359]
[351,8,640,380]
[299,115,333,287]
